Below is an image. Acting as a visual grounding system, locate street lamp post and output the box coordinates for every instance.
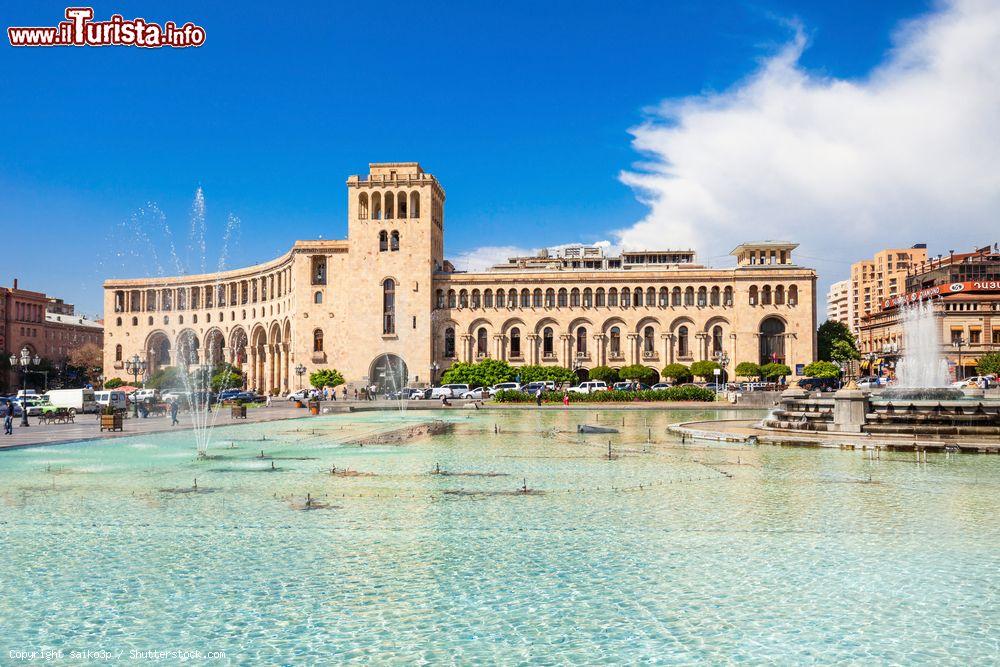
[713,350,730,389]
[295,363,307,391]
[429,361,440,386]
[9,347,40,427]
[124,354,147,418]
[952,337,967,381]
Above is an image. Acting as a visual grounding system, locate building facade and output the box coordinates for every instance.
[102,162,818,392]
[1,280,104,391]
[848,244,927,335]
[858,244,1000,380]
[826,279,849,326]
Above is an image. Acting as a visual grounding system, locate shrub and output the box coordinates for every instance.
[587,365,620,384]
[211,363,245,392]
[802,361,841,379]
[735,362,761,379]
[689,360,721,380]
[619,364,657,383]
[661,363,692,383]
[515,364,578,387]
[103,377,124,389]
[491,386,716,403]
[760,363,792,380]
[977,352,1000,376]
[310,368,345,389]
[441,359,516,387]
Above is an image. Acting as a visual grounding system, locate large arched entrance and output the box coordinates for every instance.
[175,330,200,367]
[145,331,171,373]
[369,354,408,394]
[759,317,786,365]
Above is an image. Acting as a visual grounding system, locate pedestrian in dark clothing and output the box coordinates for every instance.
[3,403,13,435]
[170,401,179,426]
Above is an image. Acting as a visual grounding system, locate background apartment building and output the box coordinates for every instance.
[848,244,927,335]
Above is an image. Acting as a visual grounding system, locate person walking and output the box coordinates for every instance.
[535,387,543,407]
[169,400,179,426]
[342,385,348,401]
[562,392,570,407]
[3,402,13,435]
[265,393,272,408]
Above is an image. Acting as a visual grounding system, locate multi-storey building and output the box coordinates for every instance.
[848,244,927,335]
[1,280,104,390]
[826,279,849,326]
[859,244,1000,380]
[102,162,818,392]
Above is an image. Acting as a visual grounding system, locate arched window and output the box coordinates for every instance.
[672,287,682,306]
[659,287,669,307]
[115,344,123,361]
[684,287,694,306]
[397,192,407,219]
[643,326,655,353]
[484,289,493,308]
[761,285,772,305]
[558,288,568,308]
[724,286,734,306]
[390,231,400,251]
[759,317,786,365]
[410,191,420,218]
[510,328,521,357]
[477,327,488,357]
[496,290,506,308]
[545,288,555,308]
[459,289,469,308]
[697,287,707,307]
[131,317,138,326]
[471,289,481,309]
[444,327,456,357]
[633,288,643,307]
[608,288,618,307]
[610,326,621,355]
[710,287,720,306]
[712,325,724,354]
[678,326,689,357]
[543,327,554,355]
[532,288,543,308]
[314,291,323,304]
[379,230,388,252]
[749,285,759,305]
[621,289,631,307]
[447,290,457,308]
[595,288,606,307]
[436,289,444,309]
[385,191,395,219]
[116,317,122,326]
[382,279,396,335]
[788,285,798,305]
[148,316,153,325]
[583,288,593,307]
[358,192,369,219]
[313,329,324,352]
[520,289,530,308]
[508,289,518,309]
[646,287,656,306]
[576,326,587,355]
[571,288,581,307]
[775,285,785,305]
[372,192,382,220]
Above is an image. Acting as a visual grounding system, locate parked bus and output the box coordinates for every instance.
[45,388,98,414]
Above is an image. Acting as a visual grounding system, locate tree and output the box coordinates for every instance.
[818,320,858,361]
[760,363,792,380]
[103,377,124,389]
[440,359,516,388]
[587,365,620,384]
[689,360,721,381]
[830,339,861,365]
[977,352,1000,376]
[619,364,656,383]
[735,362,761,380]
[661,363,692,383]
[803,361,841,379]
[310,368,345,389]
[211,363,246,392]
[65,343,103,386]
[145,366,186,390]
[514,364,577,387]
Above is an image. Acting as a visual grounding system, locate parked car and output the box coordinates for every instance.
[855,376,883,389]
[491,382,521,393]
[161,390,192,404]
[462,387,491,399]
[703,383,726,392]
[953,375,993,389]
[650,382,673,390]
[522,381,556,393]
[567,381,609,394]
[130,388,159,403]
[797,377,841,393]
[431,384,470,399]
[286,389,311,402]
[612,381,649,391]
[22,396,52,416]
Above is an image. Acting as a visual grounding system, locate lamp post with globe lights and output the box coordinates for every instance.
[124,354,147,418]
[295,363,307,391]
[9,347,40,427]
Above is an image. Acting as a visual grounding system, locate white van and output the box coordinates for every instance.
[45,388,97,414]
[431,384,470,399]
[567,381,609,394]
[491,382,522,393]
[94,390,128,411]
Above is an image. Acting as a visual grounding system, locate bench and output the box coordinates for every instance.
[37,408,76,425]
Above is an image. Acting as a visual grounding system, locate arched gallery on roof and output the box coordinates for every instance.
[103,162,817,392]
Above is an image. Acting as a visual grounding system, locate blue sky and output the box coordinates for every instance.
[0,0,949,314]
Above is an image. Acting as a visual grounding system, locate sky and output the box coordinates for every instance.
[4,0,997,317]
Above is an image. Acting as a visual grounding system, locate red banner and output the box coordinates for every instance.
[881,280,1000,310]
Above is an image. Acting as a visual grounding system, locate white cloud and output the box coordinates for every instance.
[617,0,1000,281]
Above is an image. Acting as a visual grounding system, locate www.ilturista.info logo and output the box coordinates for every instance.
[8,7,205,48]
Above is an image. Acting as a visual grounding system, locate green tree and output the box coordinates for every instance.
[818,320,858,361]
[103,377,124,389]
[689,360,721,380]
[661,363,693,383]
[145,366,186,391]
[211,363,246,392]
[803,361,841,378]
[310,368,345,389]
[619,364,656,383]
[760,363,792,380]
[587,365,620,384]
[440,359,516,387]
[829,339,861,365]
[977,352,1000,376]
[735,362,761,380]
[514,364,577,387]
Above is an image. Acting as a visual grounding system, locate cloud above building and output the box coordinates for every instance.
[616,0,1000,277]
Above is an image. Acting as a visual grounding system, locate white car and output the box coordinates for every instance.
[285,389,311,401]
[462,387,491,399]
[651,383,672,390]
[567,381,608,394]
[953,376,993,389]
[491,382,521,393]
[431,384,469,399]
[131,388,159,403]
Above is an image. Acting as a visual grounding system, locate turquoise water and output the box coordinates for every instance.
[1,409,998,664]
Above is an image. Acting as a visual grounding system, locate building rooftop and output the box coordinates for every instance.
[46,312,103,330]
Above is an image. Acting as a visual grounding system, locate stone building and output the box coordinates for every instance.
[102,162,818,393]
[858,244,1000,380]
[848,244,927,335]
[826,279,849,327]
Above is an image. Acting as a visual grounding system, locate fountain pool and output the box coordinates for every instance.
[1,409,997,663]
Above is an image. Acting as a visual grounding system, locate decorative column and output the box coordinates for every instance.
[461,335,473,363]
[593,334,606,366]
[247,348,257,392]
[493,334,505,361]
[695,333,709,361]
[560,334,573,368]
[662,334,673,365]
[526,334,539,364]
[267,344,276,394]
[627,333,640,365]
